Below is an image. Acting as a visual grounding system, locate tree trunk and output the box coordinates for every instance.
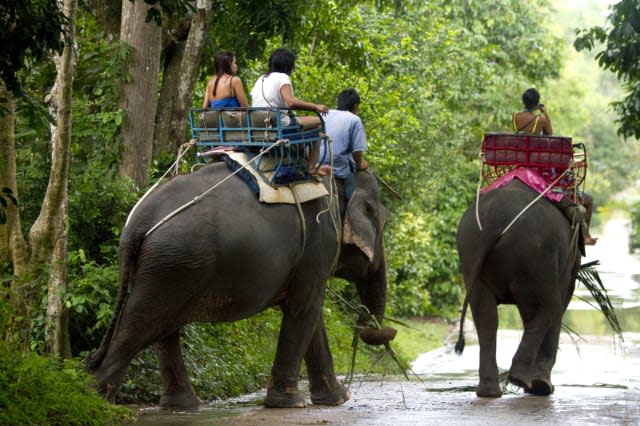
[0,81,16,265]
[155,0,211,157]
[83,0,122,40]
[0,80,28,270]
[37,0,77,355]
[47,228,71,357]
[0,79,32,348]
[118,0,163,189]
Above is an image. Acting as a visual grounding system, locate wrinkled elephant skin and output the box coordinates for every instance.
[86,163,389,409]
[456,180,580,397]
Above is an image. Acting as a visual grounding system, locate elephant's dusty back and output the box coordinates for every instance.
[119,164,242,258]
[456,180,572,281]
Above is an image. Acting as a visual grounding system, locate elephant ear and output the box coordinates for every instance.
[343,171,388,263]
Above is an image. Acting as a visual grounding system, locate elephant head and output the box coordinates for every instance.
[334,170,396,345]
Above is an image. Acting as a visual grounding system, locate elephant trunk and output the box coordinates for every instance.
[355,255,396,346]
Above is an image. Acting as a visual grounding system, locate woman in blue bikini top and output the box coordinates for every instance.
[202,51,249,109]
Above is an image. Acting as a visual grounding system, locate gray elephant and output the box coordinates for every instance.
[86,163,390,409]
[455,179,582,397]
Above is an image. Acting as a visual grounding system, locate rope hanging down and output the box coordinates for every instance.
[499,167,571,236]
[143,138,289,239]
[125,139,197,228]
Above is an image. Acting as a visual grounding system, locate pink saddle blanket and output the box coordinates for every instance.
[480,167,564,203]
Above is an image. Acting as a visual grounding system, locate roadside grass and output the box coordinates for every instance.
[0,342,134,426]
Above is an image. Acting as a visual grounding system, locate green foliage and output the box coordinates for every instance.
[0,347,132,425]
[0,298,132,425]
[0,0,67,93]
[67,16,137,262]
[575,0,640,139]
[68,168,136,263]
[241,0,560,316]
[65,253,121,353]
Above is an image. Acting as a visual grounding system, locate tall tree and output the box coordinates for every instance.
[118,0,163,188]
[0,0,69,349]
[43,0,78,357]
[574,0,640,139]
[0,81,20,270]
[155,0,211,156]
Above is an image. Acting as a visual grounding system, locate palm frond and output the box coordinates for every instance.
[576,261,624,342]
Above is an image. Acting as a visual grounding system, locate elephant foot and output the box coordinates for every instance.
[310,378,351,406]
[358,326,398,346]
[525,378,554,396]
[159,389,201,410]
[95,381,119,403]
[507,373,532,392]
[265,387,307,408]
[476,382,502,398]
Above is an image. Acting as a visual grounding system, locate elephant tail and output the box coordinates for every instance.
[454,231,499,356]
[85,260,132,371]
[454,293,469,355]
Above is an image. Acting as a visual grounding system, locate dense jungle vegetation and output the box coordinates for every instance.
[2,0,640,423]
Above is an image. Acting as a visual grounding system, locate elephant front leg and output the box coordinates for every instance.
[304,314,350,406]
[154,330,201,410]
[470,286,502,398]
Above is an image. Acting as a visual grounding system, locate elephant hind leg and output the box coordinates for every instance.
[527,379,554,395]
[509,299,561,392]
[469,284,502,398]
[154,330,201,410]
[526,322,561,396]
[304,315,350,406]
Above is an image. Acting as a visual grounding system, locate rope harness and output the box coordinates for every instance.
[143,138,286,238]
[474,152,574,236]
[126,138,341,264]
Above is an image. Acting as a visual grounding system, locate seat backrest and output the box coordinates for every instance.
[250,110,277,128]
[249,110,279,142]
[199,110,221,129]
[196,110,221,142]
[482,133,572,168]
[221,111,248,142]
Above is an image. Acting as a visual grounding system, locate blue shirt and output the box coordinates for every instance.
[320,109,367,178]
[210,97,240,108]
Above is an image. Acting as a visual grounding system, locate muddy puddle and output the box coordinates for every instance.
[133,218,640,425]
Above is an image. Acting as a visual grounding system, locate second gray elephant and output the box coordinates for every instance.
[456,180,582,397]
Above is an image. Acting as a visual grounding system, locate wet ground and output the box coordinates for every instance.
[134,217,640,425]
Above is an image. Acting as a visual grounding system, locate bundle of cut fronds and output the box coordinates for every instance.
[575,260,624,342]
[326,283,424,386]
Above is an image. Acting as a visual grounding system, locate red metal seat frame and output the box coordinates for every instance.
[481,132,587,200]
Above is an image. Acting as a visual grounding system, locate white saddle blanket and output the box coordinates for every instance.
[227,152,329,204]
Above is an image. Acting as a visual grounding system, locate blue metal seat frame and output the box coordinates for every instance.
[189,107,327,186]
